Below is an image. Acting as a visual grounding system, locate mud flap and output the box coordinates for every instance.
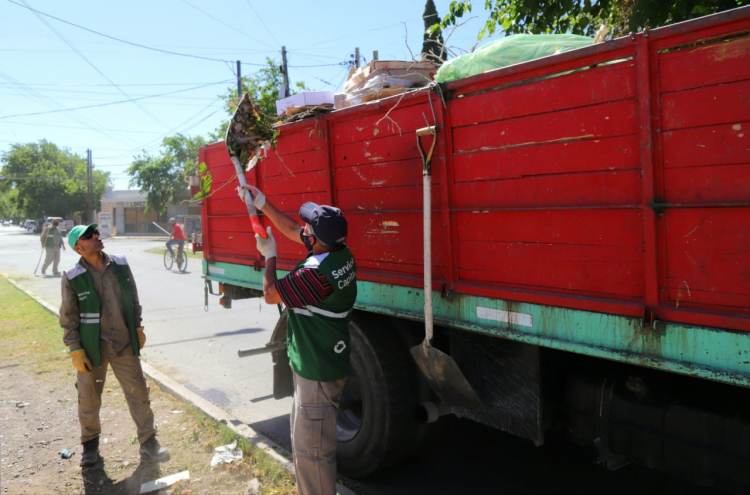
[271,310,294,400]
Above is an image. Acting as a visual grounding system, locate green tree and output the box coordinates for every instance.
[210,58,309,141]
[127,133,207,213]
[0,189,20,220]
[0,140,109,219]
[439,0,748,39]
[423,0,448,64]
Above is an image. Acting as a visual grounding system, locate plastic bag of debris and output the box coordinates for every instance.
[435,34,594,83]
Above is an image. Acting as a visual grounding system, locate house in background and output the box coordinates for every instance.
[99,188,200,236]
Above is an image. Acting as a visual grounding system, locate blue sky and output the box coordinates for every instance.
[0,0,489,190]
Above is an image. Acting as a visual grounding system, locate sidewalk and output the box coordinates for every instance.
[0,279,355,495]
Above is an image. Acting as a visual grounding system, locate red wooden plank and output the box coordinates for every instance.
[274,121,327,156]
[666,287,750,311]
[453,100,637,154]
[659,35,750,93]
[332,101,434,144]
[338,185,443,212]
[451,63,635,128]
[665,208,750,306]
[262,170,329,195]
[335,159,424,190]
[256,148,328,179]
[454,135,639,183]
[334,133,433,168]
[346,212,446,267]
[662,122,750,169]
[456,209,644,247]
[454,170,641,209]
[660,79,750,131]
[459,260,643,299]
[664,164,750,203]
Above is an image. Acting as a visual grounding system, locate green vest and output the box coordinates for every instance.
[66,254,139,368]
[287,245,357,382]
[44,227,62,248]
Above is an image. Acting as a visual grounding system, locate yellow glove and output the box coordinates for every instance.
[137,327,146,350]
[70,349,92,373]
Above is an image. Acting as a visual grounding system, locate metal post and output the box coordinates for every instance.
[373,50,378,61]
[236,60,242,104]
[86,149,93,223]
[355,47,360,68]
[281,46,290,98]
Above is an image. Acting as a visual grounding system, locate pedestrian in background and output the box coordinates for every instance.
[242,184,357,495]
[40,219,65,276]
[59,223,170,467]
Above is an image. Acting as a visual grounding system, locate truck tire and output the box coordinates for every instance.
[336,313,425,478]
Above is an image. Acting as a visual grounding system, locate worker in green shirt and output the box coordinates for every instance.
[40,219,66,276]
[243,184,357,495]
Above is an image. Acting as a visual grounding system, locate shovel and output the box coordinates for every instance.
[410,126,482,408]
[225,92,271,238]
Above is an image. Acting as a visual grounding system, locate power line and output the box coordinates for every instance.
[6,0,238,63]
[179,0,277,51]
[243,0,281,47]
[0,82,225,119]
[0,80,233,88]
[18,0,169,129]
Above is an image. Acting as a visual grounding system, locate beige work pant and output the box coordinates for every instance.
[42,246,60,274]
[291,371,346,495]
[76,353,156,445]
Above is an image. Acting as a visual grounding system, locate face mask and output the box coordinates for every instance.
[300,231,316,252]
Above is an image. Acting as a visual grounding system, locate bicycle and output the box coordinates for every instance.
[164,245,188,272]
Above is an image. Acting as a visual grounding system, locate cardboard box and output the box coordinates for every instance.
[276,91,335,115]
[344,60,438,93]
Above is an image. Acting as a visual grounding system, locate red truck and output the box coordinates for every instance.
[199,7,750,489]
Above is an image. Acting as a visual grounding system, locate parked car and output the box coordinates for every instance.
[1,220,10,227]
[25,221,37,232]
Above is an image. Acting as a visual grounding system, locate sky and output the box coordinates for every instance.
[0,0,490,190]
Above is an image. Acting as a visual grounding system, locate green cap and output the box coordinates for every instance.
[67,223,98,250]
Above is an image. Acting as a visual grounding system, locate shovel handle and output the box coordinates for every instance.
[251,215,267,239]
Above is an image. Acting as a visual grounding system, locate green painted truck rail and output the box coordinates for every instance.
[204,260,750,389]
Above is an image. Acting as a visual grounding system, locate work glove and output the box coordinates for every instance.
[241,184,266,210]
[70,349,93,373]
[137,327,146,350]
[255,226,277,259]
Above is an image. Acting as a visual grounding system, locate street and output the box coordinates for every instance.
[0,227,726,494]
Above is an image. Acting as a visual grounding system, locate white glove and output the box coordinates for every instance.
[242,184,266,210]
[255,226,276,259]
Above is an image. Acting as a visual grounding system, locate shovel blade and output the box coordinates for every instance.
[410,343,483,408]
[225,92,271,166]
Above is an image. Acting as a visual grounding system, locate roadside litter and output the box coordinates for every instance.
[139,470,190,494]
[210,440,243,467]
[59,449,73,459]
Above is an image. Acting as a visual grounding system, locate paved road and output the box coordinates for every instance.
[0,226,725,494]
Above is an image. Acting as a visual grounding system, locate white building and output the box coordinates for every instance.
[99,188,200,236]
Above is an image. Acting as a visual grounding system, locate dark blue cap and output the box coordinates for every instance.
[299,202,347,246]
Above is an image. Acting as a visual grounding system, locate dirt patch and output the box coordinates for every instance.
[0,278,297,495]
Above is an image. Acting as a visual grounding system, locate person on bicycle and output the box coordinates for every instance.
[166,218,186,261]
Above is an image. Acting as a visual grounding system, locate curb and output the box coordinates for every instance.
[3,275,358,495]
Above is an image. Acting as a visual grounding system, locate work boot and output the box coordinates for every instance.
[139,435,170,462]
[80,437,100,467]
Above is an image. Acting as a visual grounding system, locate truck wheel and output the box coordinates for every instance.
[336,314,425,478]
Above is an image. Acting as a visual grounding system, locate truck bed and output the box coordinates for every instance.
[201,8,749,336]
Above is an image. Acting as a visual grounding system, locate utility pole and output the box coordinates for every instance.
[281,46,290,98]
[355,47,360,68]
[373,50,379,61]
[236,60,242,104]
[86,149,93,223]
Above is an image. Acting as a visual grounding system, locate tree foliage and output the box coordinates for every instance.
[422,0,448,64]
[440,0,748,39]
[210,58,308,141]
[0,140,109,219]
[0,189,20,220]
[127,134,207,213]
